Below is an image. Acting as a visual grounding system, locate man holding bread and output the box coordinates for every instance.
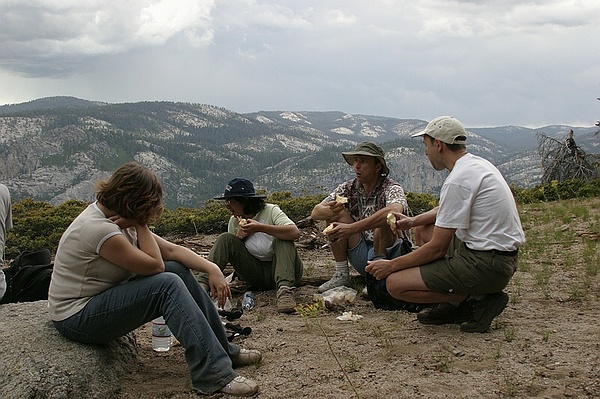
[311,142,409,294]
[366,116,525,333]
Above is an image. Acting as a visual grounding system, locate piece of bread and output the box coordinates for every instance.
[237,216,248,226]
[335,195,348,204]
[386,212,397,229]
[323,223,335,234]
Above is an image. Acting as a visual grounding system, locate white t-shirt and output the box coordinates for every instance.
[436,153,525,251]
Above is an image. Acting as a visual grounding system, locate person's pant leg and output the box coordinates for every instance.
[54,261,238,394]
[347,236,373,276]
[200,232,260,285]
[271,238,303,289]
[208,232,273,288]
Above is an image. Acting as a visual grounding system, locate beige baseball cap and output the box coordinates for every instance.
[412,116,467,145]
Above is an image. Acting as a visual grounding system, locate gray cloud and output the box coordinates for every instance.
[0,0,599,127]
[0,0,215,75]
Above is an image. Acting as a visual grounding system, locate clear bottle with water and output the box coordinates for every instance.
[241,291,255,310]
[152,316,172,352]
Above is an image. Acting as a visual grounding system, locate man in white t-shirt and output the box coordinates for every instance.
[366,116,525,333]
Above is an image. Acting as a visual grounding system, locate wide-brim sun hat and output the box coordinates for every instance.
[341,141,389,176]
[213,177,267,199]
[411,115,467,145]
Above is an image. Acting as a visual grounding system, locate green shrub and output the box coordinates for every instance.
[6,199,88,258]
[512,178,600,204]
[153,200,230,236]
[406,192,438,215]
[267,192,323,223]
[154,193,323,236]
[5,180,598,259]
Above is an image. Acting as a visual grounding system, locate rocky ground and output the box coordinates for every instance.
[118,198,600,399]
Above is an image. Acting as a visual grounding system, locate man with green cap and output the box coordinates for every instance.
[311,141,409,293]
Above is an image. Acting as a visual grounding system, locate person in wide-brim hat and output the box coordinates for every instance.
[310,141,411,303]
[202,177,303,314]
[213,177,267,200]
[341,141,390,176]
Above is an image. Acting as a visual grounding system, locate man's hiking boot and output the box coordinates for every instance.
[276,286,297,313]
[460,291,509,333]
[417,302,471,325]
[318,271,350,293]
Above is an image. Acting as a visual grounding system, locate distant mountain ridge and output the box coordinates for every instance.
[0,97,597,208]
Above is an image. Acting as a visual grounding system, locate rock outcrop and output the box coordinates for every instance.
[0,301,138,399]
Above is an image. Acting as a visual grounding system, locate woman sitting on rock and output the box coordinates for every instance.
[48,162,260,397]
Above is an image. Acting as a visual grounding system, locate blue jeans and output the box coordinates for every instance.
[53,261,239,394]
[348,235,405,276]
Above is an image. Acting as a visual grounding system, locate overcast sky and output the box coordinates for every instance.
[1,0,599,127]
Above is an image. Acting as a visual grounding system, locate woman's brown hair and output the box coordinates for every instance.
[96,162,164,225]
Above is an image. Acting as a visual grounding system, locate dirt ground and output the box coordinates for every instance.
[118,198,600,399]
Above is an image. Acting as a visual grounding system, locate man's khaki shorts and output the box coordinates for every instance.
[420,237,518,295]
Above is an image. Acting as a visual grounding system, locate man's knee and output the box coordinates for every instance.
[385,276,403,298]
[326,209,353,224]
[385,267,424,298]
[374,226,396,251]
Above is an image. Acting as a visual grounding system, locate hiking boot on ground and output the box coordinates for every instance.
[276,285,297,313]
[417,302,471,325]
[231,348,262,367]
[460,291,509,333]
[318,271,350,293]
[219,375,259,397]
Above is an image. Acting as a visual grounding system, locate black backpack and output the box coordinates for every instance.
[366,238,430,313]
[0,248,54,304]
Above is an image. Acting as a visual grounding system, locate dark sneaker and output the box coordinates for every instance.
[460,292,509,333]
[416,302,471,325]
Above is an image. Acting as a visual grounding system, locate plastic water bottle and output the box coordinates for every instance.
[151,316,172,352]
[241,291,255,310]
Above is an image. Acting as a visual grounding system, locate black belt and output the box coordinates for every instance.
[471,248,519,256]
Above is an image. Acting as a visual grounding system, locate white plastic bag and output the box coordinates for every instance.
[315,286,357,309]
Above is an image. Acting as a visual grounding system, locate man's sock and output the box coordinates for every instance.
[335,260,349,275]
